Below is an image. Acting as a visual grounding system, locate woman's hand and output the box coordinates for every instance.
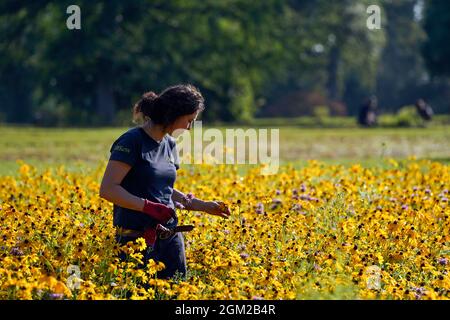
[201,201,231,219]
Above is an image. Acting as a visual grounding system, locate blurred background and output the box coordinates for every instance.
[0,0,449,175]
[1,0,449,126]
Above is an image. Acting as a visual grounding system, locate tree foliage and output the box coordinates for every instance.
[0,0,448,126]
[422,0,450,76]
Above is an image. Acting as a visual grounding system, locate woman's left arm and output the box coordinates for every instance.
[172,188,230,219]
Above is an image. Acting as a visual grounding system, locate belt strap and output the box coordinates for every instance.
[116,228,144,238]
[116,225,195,239]
[173,225,195,232]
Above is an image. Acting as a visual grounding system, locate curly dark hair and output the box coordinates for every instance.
[133,84,205,127]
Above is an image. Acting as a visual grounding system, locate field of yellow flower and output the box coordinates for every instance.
[0,159,449,300]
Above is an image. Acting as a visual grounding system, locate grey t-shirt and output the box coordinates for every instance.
[109,127,180,231]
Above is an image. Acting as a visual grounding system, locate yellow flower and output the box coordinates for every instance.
[135,237,147,251]
[1,159,449,299]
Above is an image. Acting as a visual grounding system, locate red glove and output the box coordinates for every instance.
[143,227,157,247]
[142,199,175,223]
[143,224,172,246]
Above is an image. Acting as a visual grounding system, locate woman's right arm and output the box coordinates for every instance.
[99,160,145,211]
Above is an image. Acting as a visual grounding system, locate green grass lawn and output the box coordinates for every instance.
[0,125,449,176]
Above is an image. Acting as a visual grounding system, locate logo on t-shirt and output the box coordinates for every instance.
[113,145,131,153]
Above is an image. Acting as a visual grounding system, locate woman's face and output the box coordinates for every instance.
[168,110,200,135]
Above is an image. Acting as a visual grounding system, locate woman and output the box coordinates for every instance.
[99,84,230,279]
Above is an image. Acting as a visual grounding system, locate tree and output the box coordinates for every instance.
[263,0,386,116]
[0,1,50,123]
[2,0,298,124]
[375,0,429,112]
[422,0,450,77]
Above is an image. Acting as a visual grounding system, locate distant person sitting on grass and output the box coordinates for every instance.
[415,98,434,122]
[357,95,378,127]
[99,84,231,280]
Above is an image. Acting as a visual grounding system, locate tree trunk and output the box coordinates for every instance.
[327,45,340,101]
[96,80,116,125]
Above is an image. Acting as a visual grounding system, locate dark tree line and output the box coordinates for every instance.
[0,0,448,126]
